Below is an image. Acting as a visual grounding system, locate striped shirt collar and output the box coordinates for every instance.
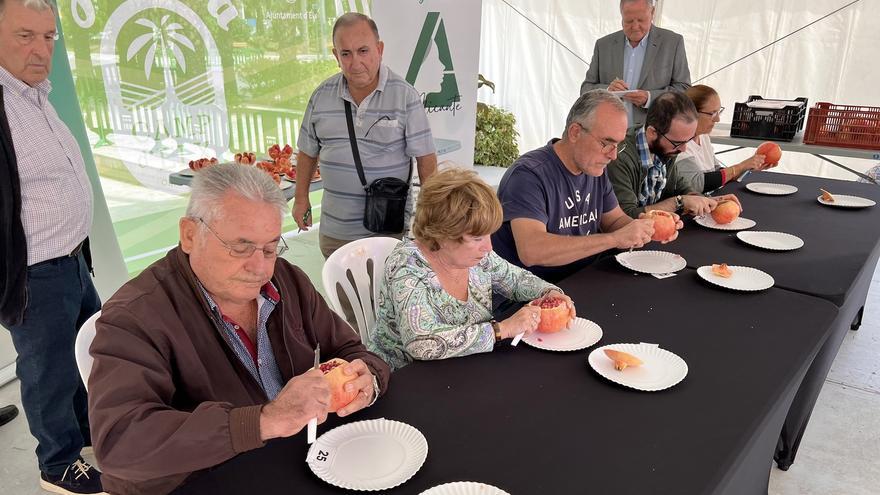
[337,63,390,102]
[0,65,51,100]
[197,279,284,400]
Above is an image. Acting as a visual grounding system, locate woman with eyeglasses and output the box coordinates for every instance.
[675,85,775,193]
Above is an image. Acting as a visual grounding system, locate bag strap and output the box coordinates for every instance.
[344,100,413,188]
[344,100,369,188]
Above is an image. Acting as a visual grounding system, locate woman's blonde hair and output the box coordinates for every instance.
[412,168,503,251]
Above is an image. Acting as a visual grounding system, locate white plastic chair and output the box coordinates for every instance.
[75,310,101,391]
[322,237,400,342]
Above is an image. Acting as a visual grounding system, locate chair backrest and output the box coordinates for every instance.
[322,237,400,342]
[75,310,101,391]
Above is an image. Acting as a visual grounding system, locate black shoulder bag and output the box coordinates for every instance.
[344,100,411,234]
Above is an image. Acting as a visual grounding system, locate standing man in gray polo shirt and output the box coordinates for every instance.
[293,12,437,258]
[0,0,104,493]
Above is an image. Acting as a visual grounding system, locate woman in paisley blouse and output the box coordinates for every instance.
[368,168,575,370]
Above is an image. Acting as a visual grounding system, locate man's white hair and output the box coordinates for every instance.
[0,0,57,20]
[620,0,655,10]
[186,163,289,227]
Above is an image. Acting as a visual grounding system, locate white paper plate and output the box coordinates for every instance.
[307,419,427,491]
[420,482,510,495]
[817,194,876,208]
[615,250,686,274]
[280,180,293,190]
[588,343,688,392]
[736,231,804,251]
[746,182,798,195]
[178,168,194,177]
[694,215,756,231]
[696,265,774,291]
[521,317,602,352]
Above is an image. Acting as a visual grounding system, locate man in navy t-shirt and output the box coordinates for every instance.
[492,90,680,282]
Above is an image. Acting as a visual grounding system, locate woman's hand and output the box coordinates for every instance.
[737,153,767,173]
[499,305,541,338]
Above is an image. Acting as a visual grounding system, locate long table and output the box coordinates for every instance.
[662,172,880,469]
[676,172,880,308]
[173,258,837,495]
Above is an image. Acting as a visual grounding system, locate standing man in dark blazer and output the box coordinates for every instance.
[580,0,691,127]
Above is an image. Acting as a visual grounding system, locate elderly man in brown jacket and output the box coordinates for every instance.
[87,163,391,495]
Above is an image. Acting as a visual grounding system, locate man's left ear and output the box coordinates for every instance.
[179,217,197,254]
[377,40,384,57]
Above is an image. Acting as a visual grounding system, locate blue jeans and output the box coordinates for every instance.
[5,252,101,475]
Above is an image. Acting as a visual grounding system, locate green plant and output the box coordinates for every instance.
[474,75,519,167]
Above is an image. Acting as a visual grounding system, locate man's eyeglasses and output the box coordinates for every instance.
[577,123,627,155]
[365,115,392,137]
[197,218,288,258]
[659,131,695,151]
[698,107,725,118]
[14,31,60,46]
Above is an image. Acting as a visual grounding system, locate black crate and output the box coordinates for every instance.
[730,95,808,142]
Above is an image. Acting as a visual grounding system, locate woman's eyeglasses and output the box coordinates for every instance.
[698,107,725,118]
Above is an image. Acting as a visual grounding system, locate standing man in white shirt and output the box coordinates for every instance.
[0,1,104,493]
[580,0,691,127]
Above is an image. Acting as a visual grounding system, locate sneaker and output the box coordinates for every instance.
[0,404,18,427]
[40,459,108,495]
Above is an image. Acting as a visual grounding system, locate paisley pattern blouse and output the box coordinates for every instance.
[368,240,558,370]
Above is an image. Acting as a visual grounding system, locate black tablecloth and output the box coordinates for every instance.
[665,172,880,468]
[174,258,837,495]
[672,172,880,307]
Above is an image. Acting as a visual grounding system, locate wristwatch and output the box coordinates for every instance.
[674,195,684,213]
[491,320,503,342]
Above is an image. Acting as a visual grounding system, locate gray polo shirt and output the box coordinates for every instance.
[298,64,435,240]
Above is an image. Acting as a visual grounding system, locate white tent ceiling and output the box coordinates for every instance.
[478,0,879,179]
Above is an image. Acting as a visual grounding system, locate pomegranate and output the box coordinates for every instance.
[603,349,644,371]
[756,142,782,165]
[319,358,358,413]
[646,210,676,242]
[530,297,570,333]
[710,200,740,225]
[711,263,733,278]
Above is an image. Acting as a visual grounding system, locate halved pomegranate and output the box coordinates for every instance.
[530,297,570,333]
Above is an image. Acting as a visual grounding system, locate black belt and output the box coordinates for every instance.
[28,240,86,270]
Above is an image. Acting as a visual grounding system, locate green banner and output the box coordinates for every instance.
[58,1,370,177]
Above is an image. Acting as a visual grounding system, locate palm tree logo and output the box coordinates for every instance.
[125,14,197,150]
[126,15,195,81]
